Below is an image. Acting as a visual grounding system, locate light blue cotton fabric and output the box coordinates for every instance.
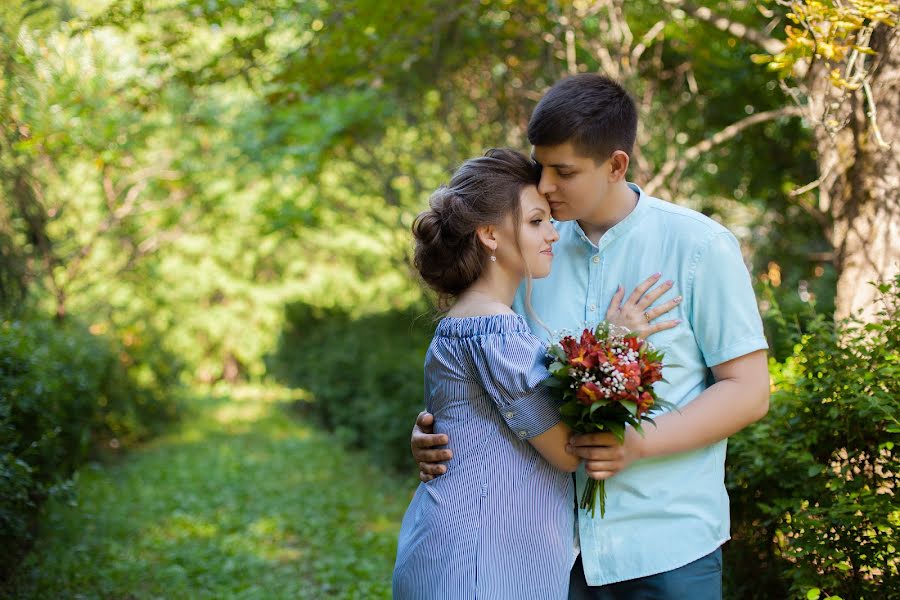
[513,183,768,586]
[392,314,576,600]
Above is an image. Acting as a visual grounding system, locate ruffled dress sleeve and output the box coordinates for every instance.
[471,330,561,440]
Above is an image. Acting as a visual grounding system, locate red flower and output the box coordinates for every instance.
[576,382,604,406]
[620,362,642,394]
[560,335,579,359]
[562,330,603,370]
[623,336,643,353]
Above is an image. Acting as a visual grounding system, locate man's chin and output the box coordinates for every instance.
[550,209,574,222]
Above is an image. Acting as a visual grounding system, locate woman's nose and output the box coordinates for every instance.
[547,223,560,242]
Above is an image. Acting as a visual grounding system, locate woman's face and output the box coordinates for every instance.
[496,185,559,279]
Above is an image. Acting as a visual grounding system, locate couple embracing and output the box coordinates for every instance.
[392,74,770,599]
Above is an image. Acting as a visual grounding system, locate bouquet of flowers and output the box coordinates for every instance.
[544,322,673,517]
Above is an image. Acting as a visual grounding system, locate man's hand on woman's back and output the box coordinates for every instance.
[411,411,453,482]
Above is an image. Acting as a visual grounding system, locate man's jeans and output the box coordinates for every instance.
[568,547,722,600]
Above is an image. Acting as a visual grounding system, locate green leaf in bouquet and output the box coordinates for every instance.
[547,345,567,361]
[621,400,638,416]
[542,375,565,388]
[623,414,640,429]
[559,402,582,417]
[652,398,681,413]
[604,421,626,442]
[548,361,570,378]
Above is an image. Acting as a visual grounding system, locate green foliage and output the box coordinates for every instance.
[726,277,899,599]
[0,315,182,577]
[270,302,434,473]
[3,389,409,599]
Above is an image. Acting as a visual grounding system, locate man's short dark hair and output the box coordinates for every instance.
[527,74,638,163]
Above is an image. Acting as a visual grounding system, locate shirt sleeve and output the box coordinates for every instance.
[472,332,561,440]
[688,231,769,367]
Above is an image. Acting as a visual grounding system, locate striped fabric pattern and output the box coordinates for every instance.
[392,314,576,600]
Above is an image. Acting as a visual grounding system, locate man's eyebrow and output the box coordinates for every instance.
[531,155,575,169]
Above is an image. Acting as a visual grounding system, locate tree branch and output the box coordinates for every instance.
[664,0,786,55]
[644,105,804,196]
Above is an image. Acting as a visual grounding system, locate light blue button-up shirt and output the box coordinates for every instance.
[513,183,768,585]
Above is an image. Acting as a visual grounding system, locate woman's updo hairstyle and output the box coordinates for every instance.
[412,148,541,305]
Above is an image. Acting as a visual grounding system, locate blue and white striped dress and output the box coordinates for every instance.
[392,314,576,599]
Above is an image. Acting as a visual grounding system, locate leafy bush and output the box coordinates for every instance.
[0,315,183,578]
[270,302,434,473]
[726,276,899,599]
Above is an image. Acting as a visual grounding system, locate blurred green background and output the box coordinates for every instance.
[1,1,897,598]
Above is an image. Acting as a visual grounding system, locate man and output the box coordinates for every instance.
[411,74,769,599]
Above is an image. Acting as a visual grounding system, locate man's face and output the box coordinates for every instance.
[532,142,611,223]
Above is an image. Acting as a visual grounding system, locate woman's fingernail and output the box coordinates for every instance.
[653,272,662,278]
[676,319,683,324]
[665,280,673,286]
[675,295,683,302]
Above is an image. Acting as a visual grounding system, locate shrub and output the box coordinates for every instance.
[270,302,434,473]
[0,315,183,578]
[726,276,899,599]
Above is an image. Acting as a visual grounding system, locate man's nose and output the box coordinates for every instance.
[537,172,555,195]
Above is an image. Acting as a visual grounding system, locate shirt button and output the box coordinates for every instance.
[589,304,596,311]
[592,256,600,264]
[505,411,514,418]
[519,430,527,437]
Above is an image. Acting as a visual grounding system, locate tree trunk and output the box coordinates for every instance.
[812,24,899,321]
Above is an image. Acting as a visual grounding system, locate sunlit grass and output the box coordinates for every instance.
[4,385,414,599]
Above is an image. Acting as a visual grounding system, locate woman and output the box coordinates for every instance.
[392,149,677,599]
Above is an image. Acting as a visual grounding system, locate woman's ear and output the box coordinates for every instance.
[608,150,630,182]
[475,225,497,253]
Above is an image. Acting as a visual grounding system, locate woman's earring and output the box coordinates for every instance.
[490,252,497,262]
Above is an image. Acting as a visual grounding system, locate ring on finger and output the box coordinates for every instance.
[643,311,652,323]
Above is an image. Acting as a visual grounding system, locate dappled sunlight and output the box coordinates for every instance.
[212,397,273,426]
[145,510,219,543]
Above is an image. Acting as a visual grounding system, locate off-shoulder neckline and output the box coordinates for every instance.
[436,313,529,338]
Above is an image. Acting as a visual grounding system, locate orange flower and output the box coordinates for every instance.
[637,391,655,416]
[641,361,664,386]
[576,382,604,406]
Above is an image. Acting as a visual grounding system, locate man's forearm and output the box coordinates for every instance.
[633,350,769,460]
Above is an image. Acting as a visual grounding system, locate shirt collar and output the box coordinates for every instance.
[563,182,650,251]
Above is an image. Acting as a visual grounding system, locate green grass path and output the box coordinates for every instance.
[4,388,413,599]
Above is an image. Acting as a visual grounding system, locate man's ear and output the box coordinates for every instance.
[475,225,497,253]
[608,150,630,182]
